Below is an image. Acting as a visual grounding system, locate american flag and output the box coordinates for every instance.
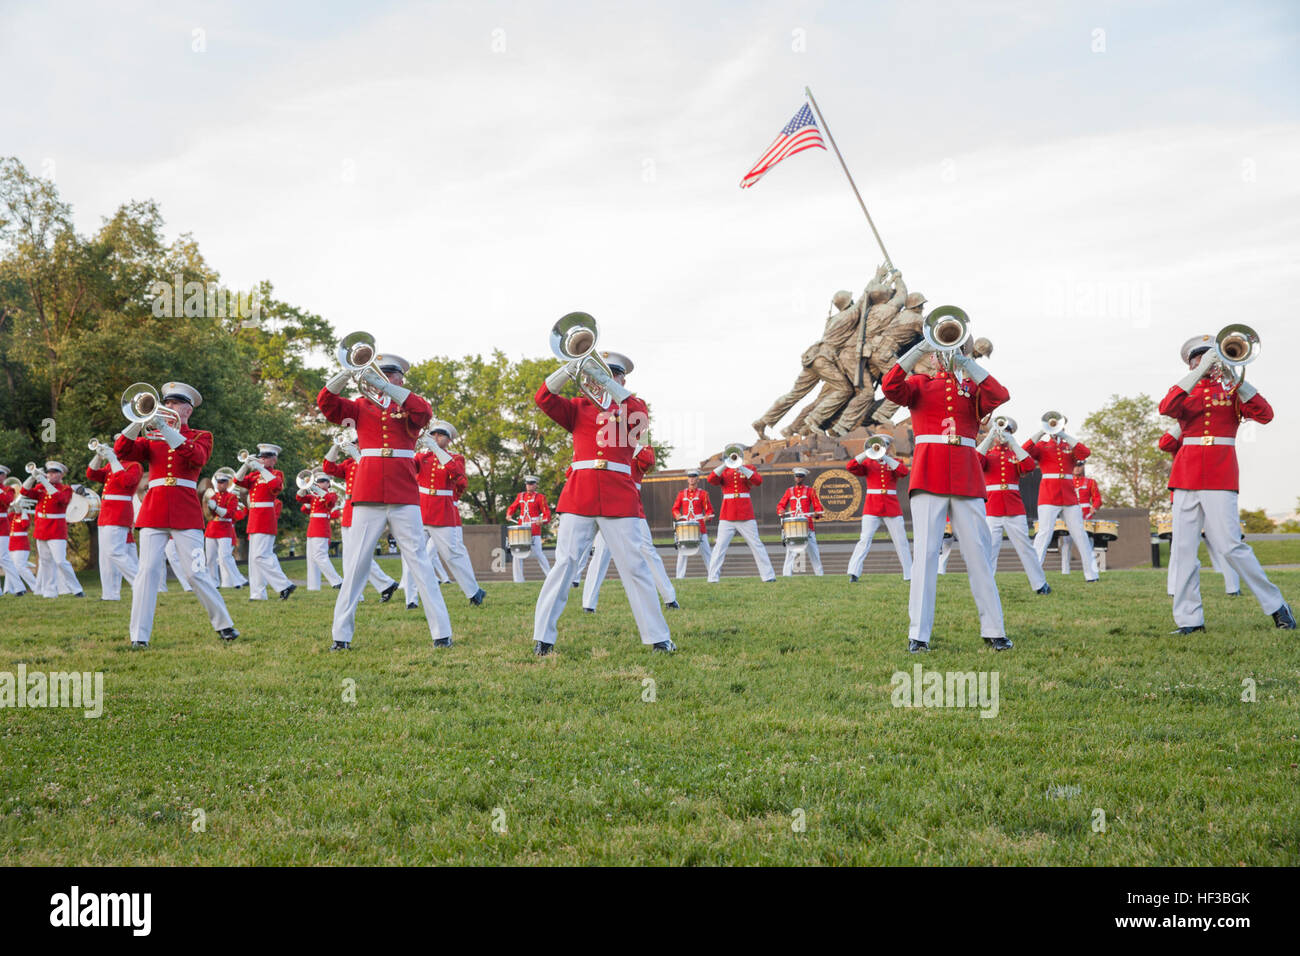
[739,103,826,189]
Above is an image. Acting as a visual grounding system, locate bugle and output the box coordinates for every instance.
[120,382,180,428]
[549,312,629,410]
[921,305,971,371]
[1213,324,1260,385]
[337,331,391,408]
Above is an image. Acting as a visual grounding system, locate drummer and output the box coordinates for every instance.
[1061,461,1103,574]
[776,467,824,576]
[670,469,714,578]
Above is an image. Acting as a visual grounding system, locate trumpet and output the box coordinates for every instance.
[296,469,325,497]
[120,383,180,429]
[550,312,630,410]
[337,330,391,409]
[1213,323,1260,386]
[1041,411,1067,435]
[921,305,971,371]
[87,438,108,454]
[24,462,41,476]
[335,425,358,447]
[236,449,251,463]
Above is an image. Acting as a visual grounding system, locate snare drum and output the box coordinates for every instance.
[781,515,809,553]
[507,524,533,554]
[1084,519,1118,545]
[673,519,701,556]
[66,486,101,523]
[1153,512,1173,539]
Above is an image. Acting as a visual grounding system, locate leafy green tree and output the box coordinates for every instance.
[1239,508,1276,534]
[1081,394,1169,510]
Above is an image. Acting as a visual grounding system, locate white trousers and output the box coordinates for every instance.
[35,539,81,597]
[97,524,138,600]
[399,530,454,603]
[582,524,676,610]
[0,539,27,594]
[938,531,956,574]
[130,527,233,644]
[11,551,38,590]
[848,514,911,580]
[512,536,550,582]
[333,504,450,644]
[572,539,595,585]
[430,526,480,598]
[164,538,192,591]
[305,536,343,590]
[986,514,1047,591]
[204,537,246,588]
[674,531,713,579]
[707,519,776,582]
[782,530,824,576]
[340,523,397,596]
[1033,503,1097,580]
[1171,489,1283,627]
[534,513,670,647]
[908,493,1004,644]
[1169,532,1240,596]
[247,532,292,599]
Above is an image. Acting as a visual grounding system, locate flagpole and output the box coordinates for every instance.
[804,86,894,270]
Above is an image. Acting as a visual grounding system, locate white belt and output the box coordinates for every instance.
[39,514,67,520]
[865,489,897,495]
[148,478,197,490]
[1189,436,1235,446]
[570,459,632,475]
[986,484,1016,492]
[251,501,276,508]
[915,434,976,447]
[103,494,134,502]
[213,517,232,523]
[723,493,751,500]
[360,448,416,459]
[419,488,454,496]
[1040,473,1069,480]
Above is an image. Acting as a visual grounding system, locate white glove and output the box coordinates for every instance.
[325,369,352,394]
[883,455,900,470]
[22,474,37,490]
[1028,429,1045,443]
[325,443,342,463]
[214,505,227,517]
[854,450,870,463]
[712,463,726,477]
[234,462,250,481]
[121,420,144,440]
[38,475,56,494]
[1176,351,1215,392]
[1166,421,1182,440]
[739,465,754,480]
[1010,440,1029,462]
[545,360,580,393]
[1057,431,1076,446]
[952,353,989,384]
[158,423,185,450]
[430,444,452,466]
[977,433,995,454]
[897,340,931,373]
[341,442,361,462]
[89,451,105,470]
[103,446,123,472]
[252,460,273,480]
[1236,380,1258,401]
[378,379,411,406]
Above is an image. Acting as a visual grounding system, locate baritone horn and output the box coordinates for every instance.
[296,469,324,496]
[120,382,180,428]
[722,442,746,469]
[1213,324,1260,385]
[549,312,630,410]
[921,305,971,371]
[337,330,391,408]
[1041,411,1067,435]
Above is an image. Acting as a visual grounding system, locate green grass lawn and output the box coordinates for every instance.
[2,560,1297,865]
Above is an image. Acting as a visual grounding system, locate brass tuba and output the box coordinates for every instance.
[1213,324,1260,385]
[336,331,392,408]
[549,312,630,410]
[921,305,971,371]
[121,383,180,428]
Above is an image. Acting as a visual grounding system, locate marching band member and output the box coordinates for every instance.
[113,382,238,646]
[7,504,37,591]
[705,447,776,583]
[845,437,911,582]
[21,462,84,598]
[1159,422,1239,596]
[318,350,454,649]
[403,421,486,609]
[882,336,1011,652]
[86,440,143,600]
[506,476,551,582]
[322,434,400,602]
[581,440,678,612]
[1024,415,1099,582]
[235,443,296,601]
[203,470,248,588]
[0,467,27,595]
[297,471,344,591]
[1060,461,1102,573]
[977,417,1050,594]
[532,348,674,654]
[1159,334,1294,632]
[776,467,824,576]
[671,469,714,578]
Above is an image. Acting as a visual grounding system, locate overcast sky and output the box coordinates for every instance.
[4,0,1298,511]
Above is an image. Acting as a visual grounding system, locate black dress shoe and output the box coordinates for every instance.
[234,584,244,590]
[470,588,486,606]
[333,583,342,590]
[533,640,554,656]
[1273,603,1297,630]
[74,592,85,598]
[850,574,859,583]
[652,639,677,653]
[433,636,453,648]
[1036,583,1052,595]
[406,601,419,610]
[329,641,350,652]
[983,637,995,646]
[571,581,581,588]
[583,607,595,614]
[279,583,297,601]
[218,627,239,642]
[130,640,149,649]
[990,637,1014,651]
[380,583,398,603]
[907,640,929,653]
[1170,625,1206,635]
[665,601,680,609]
[13,591,25,597]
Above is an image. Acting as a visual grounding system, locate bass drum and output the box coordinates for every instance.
[66,486,101,523]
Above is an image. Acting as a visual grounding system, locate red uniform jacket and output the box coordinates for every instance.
[535,382,648,518]
[416,451,467,527]
[238,468,285,535]
[322,457,361,528]
[631,445,655,519]
[297,490,340,538]
[0,486,13,537]
[1159,377,1273,492]
[1022,437,1089,506]
[847,457,909,517]
[777,485,823,529]
[671,487,714,533]
[1071,476,1102,518]
[9,513,31,551]
[86,461,143,527]
[114,426,212,530]
[881,364,1009,498]
[21,483,74,540]
[204,490,245,540]
[317,388,432,505]
[708,466,763,522]
[506,491,551,536]
[1158,432,1181,455]
[979,446,1035,518]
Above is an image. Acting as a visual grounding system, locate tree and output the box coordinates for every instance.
[1081,394,1169,510]
[1240,508,1276,534]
